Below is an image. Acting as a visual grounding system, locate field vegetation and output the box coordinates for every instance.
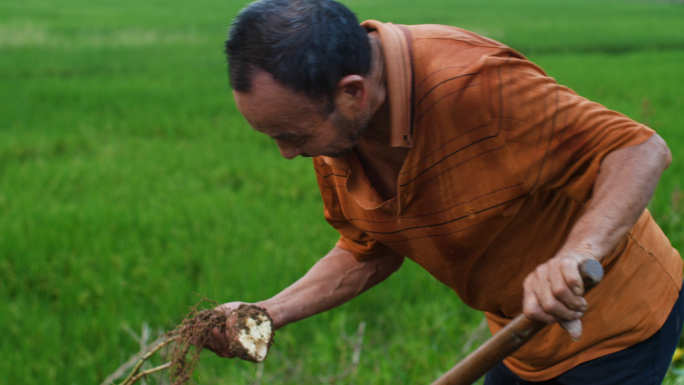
[1,0,683,384]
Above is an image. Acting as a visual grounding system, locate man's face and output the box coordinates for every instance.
[233,70,371,159]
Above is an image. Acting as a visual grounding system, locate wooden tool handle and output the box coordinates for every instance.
[430,259,604,385]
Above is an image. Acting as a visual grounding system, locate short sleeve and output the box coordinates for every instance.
[313,159,393,261]
[484,53,654,202]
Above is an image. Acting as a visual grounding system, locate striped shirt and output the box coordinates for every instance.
[312,21,682,381]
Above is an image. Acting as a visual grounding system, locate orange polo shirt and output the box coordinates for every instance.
[313,21,683,381]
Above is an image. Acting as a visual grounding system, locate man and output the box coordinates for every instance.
[208,0,683,383]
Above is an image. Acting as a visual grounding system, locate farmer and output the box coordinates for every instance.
[209,0,684,383]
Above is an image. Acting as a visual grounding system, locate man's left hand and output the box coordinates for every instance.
[522,251,597,340]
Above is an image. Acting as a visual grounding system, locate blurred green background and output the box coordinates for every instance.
[1,0,683,384]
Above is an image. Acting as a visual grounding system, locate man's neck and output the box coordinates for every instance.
[355,34,410,200]
[362,32,392,147]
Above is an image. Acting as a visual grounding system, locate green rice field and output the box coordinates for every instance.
[1,0,683,384]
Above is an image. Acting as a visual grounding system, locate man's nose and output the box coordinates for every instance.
[275,139,303,160]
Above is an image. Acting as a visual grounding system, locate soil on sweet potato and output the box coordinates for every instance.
[227,304,275,363]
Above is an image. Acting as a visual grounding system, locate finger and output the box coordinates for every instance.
[531,265,584,322]
[216,302,241,315]
[523,272,561,324]
[210,326,236,358]
[549,259,588,312]
[559,257,585,297]
[523,289,559,323]
[560,319,583,341]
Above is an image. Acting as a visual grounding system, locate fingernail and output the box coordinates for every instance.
[573,287,583,296]
[576,312,584,318]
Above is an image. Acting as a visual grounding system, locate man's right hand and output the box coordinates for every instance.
[200,301,250,358]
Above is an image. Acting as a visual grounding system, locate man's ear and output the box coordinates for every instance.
[334,75,367,114]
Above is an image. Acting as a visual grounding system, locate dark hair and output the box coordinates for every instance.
[225,0,372,105]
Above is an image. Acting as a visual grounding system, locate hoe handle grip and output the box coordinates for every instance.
[430,259,604,385]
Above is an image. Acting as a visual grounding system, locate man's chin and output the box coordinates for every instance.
[322,143,359,159]
[323,148,353,158]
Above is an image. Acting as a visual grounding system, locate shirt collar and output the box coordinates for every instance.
[362,20,414,149]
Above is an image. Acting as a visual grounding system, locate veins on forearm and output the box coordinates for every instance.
[562,135,671,259]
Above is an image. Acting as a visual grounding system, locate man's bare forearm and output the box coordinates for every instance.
[256,246,404,329]
[559,133,672,261]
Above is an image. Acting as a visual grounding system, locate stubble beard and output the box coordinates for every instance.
[324,108,373,158]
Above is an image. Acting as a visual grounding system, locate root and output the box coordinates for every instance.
[119,336,177,385]
[111,298,275,385]
[168,301,227,385]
